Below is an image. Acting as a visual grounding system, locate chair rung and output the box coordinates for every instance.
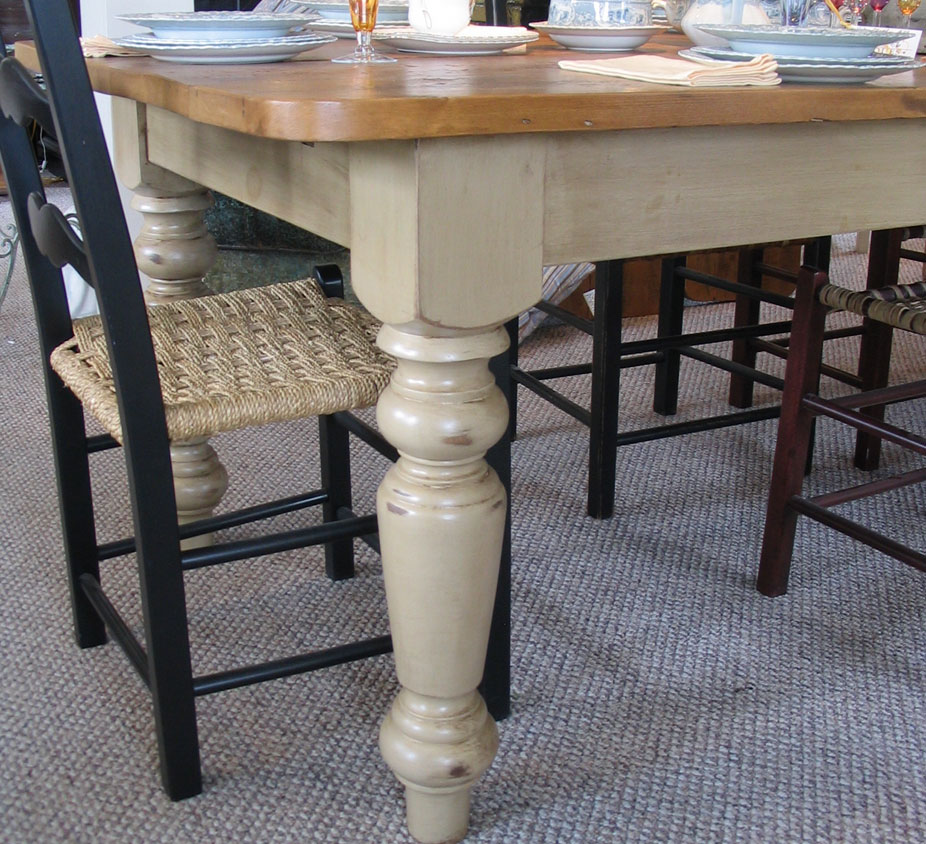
[801,394,926,457]
[809,466,926,509]
[753,262,798,283]
[192,634,393,696]
[78,573,149,685]
[825,379,926,412]
[788,496,926,573]
[675,268,795,308]
[679,346,785,391]
[86,433,119,453]
[97,489,332,561]
[336,505,380,554]
[181,514,379,571]
[510,367,591,426]
[613,405,780,447]
[333,410,398,462]
[534,300,594,335]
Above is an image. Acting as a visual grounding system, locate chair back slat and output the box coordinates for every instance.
[27,192,91,281]
[4,0,184,562]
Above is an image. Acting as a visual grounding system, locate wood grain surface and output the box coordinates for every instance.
[16,33,926,142]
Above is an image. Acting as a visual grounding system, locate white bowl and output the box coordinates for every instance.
[548,0,653,27]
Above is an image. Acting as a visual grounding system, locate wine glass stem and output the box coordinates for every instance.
[356,29,373,59]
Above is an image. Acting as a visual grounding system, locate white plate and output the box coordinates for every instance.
[530,22,666,52]
[113,32,336,63]
[118,11,318,40]
[678,46,919,83]
[697,24,906,59]
[310,0,410,23]
[687,44,918,67]
[373,25,538,55]
[309,19,409,37]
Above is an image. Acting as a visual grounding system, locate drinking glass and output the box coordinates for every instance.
[781,0,811,25]
[333,0,396,63]
[868,0,887,24]
[846,0,868,23]
[897,0,922,28]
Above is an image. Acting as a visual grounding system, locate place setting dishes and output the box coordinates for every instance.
[372,0,538,55]
[115,10,336,63]
[683,23,921,82]
[530,0,669,52]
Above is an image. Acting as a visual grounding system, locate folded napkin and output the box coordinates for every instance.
[80,35,148,58]
[558,53,780,88]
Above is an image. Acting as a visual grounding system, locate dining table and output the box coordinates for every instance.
[19,29,926,844]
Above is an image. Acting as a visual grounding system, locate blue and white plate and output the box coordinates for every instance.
[697,24,907,59]
[118,11,319,40]
[114,31,336,63]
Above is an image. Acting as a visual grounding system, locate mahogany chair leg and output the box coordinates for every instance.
[728,246,765,409]
[653,256,686,416]
[757,268,830,597]
[588,259,623,520]
[854,228,902,471]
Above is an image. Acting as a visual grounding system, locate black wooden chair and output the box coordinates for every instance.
[0,1,404,802]
[757,241,926,598]
[506,237,884,519]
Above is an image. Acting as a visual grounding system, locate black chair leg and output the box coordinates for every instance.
[854,229,901,471]
[504,316,519,442]
[319,413,355,581]
[653,256,686,416]
[137,540,202,799]
[482,339,513,721]
[757,268,830,598]
[51,382,107,648]
[588,260,623,520]
[729,246,765,409]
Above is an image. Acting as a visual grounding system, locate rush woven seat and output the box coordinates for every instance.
[51,278,393,444]
[757,244,926,598]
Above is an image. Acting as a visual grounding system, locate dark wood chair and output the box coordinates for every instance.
[0,0,403,802]
[506,237,885,519]
[757,238,926,597]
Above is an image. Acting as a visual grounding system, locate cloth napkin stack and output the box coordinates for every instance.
[558,53,780,87]
[80,35,148,58]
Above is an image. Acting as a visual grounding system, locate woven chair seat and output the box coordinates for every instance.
[819,281,926,336]
[50,278,395,444]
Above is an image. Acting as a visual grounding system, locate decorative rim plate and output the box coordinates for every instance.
[687,44,918,66]
[372,25,538,55]
[697,24,906,59]
[113,32,337,64]
[678,47,918,82]
[531,22,666,52]
[309,0,410,23]
[309,19,410,37]
[118,11,319,41]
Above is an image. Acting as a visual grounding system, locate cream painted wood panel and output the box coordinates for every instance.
[349,136,546,328]
[541,119,926,265]
[143,105,351,247]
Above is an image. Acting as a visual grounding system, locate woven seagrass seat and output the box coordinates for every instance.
[757,242,926,597]
[51,278,393,445]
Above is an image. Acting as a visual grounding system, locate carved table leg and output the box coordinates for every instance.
[376,323,509,844]
[132,186,227,543]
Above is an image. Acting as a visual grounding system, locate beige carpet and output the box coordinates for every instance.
[1,200,925,843]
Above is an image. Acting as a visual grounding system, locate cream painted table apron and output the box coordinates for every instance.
[37,33,926,844]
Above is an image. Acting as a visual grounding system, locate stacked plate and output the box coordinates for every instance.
[373,25,539,55]
[115,11,336,64]
[688,24,921,83]
[531,21,666,51]
[307,0,411,37]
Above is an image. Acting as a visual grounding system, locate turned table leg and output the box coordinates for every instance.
[376,323,509,844]
[131,186,227,544]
